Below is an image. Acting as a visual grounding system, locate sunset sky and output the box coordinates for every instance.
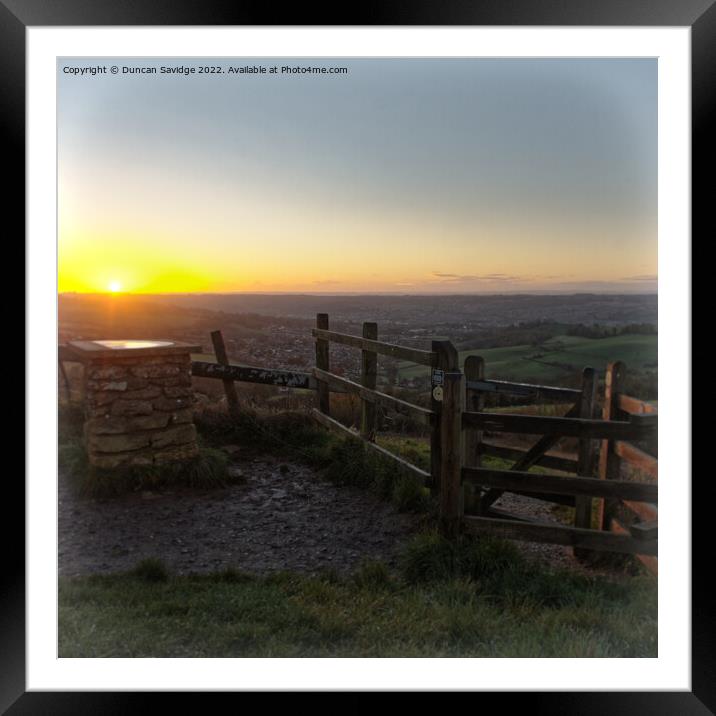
[58,58,657,294]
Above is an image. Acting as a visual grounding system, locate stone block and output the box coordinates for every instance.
[89,432,152,453]
[153,395,195,412]
[87,365,127,381]
[123,386,162,400]
[90,451,154,469]
[86,380,128,392]
[112,355,190,367]
[154,443,199,464]
[88,413,171,434]
[87,391,118,408]
[124,377,151,390]
[130,364,182,379]
[150,423,197,449]
[86,405,113,419]
[168,408,194,425]
[151,374,192,388]
[163,386,194,398]
[111,399,154,416]
[80,346,199,470]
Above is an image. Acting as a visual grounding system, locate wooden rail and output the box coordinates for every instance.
[614,440,658,480]
[610,518,659,572]
[478,402,582,514]
[478,441,579,474]
[191,360,318,390]
[462,410,656,441]
[618,394,658,415]
[311,408,431,484]
[466,378,581,402]
[312,367,434,425]
[456,357,657,567]
[312,328,437,367]
[309,315,436,493]
[464,516,657,556]
[462,466,658,503]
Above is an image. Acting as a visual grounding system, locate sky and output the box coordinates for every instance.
[58,57,657,295]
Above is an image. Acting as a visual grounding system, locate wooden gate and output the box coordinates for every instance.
[308,315,658,571]
[60,316,657,572]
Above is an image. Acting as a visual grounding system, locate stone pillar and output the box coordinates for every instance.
[66,340,201,470]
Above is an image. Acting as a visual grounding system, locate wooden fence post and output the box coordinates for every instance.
[360,322,378,441]
[597,361,626,531]
[463,356,485,515]
[210,330,240,418]
[430,340,458,496]
[439,362,464,539]
[574,367,598,557]
[315,313,330,415]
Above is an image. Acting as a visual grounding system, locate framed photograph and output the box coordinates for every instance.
[12,0,706,709]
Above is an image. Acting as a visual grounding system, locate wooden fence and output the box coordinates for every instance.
[306,314,658,571]
[58,318,658,572]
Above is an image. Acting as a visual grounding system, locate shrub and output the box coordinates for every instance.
[194,408,334,465]
[352,559,392,590]
[130,558,169,583]
[399,532,520,585]
[60,445,232,498]
[391,475,430,513]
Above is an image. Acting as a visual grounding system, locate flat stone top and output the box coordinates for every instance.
[66,339,202,360]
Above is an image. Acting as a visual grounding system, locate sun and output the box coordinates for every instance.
[108,280,122,293]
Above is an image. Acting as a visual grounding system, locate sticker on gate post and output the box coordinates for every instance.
[432,369,444,401]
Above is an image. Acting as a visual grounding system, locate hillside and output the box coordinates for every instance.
[398,333,657,385]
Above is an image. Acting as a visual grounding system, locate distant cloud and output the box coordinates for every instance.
[431,272,524,282]
[313,279,341,285]
[620,274,657,281]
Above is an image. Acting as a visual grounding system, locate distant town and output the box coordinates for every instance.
[59,292,658,400]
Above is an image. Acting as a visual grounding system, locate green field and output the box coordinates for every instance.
[397,334,657,384]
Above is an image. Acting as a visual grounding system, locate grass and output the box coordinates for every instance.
[397,333,657,383]
[59,535,657,658]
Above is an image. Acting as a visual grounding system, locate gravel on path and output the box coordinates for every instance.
[59,452,423,577]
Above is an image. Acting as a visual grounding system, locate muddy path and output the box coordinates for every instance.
[59,448,624,580]
[58,451,425,577]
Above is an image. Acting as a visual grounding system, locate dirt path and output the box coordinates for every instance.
[59,448,622,579]
[58,452,424,577]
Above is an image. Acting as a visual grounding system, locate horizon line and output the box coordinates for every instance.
[58,289,658,297]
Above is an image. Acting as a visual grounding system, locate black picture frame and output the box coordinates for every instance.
[9,0,706,710]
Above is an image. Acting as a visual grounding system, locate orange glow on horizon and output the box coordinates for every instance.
[57,216,656,295]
